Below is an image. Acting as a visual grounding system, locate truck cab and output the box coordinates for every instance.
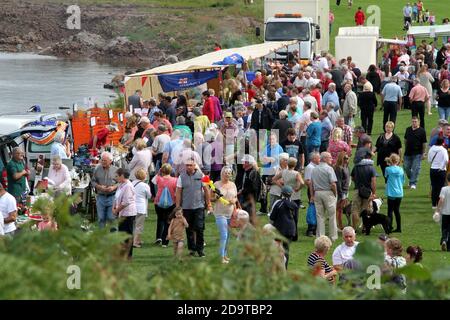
[264,15,320,62]
[261,0,329,64]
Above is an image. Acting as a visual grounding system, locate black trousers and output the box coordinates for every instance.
[184,208,205,254]
[361,107,374,135]
[118,216,136,258]
[155,204,175,245]
[411,101,425,129]
[383,101,398,130]
[441,215,450,250]
[430,169,447,207]
[388,197,402,231]
[260,175,273,213]
[320,140,329,153]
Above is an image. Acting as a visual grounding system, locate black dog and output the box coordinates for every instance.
[360,200,391,235]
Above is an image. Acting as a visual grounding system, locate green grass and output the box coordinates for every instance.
[130,107,448,279]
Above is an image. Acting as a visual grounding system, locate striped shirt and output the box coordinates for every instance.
[307,252,334,276]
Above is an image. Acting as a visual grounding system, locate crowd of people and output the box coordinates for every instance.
[1,12,450,287]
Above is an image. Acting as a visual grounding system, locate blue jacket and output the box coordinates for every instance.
[385,165,405,198]
[306,121,322,147]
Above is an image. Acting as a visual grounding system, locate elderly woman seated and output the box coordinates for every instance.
[46,155,71,195]
[307,235,338,283]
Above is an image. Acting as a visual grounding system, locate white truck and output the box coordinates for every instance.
[260,0,329,63]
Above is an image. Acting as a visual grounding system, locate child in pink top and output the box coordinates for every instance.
[38,213,58,231]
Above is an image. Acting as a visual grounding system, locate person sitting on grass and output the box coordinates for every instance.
[406,245,423,266]
[307,235,338,283]
[166,207,189,260]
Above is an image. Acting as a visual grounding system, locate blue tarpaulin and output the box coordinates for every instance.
[158,70,219,92]
[213,53,245,66]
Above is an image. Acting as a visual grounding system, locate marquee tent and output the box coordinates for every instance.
[124,40,297,101]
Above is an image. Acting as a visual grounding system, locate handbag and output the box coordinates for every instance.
[230,201,241,228]
[306,203,317,226]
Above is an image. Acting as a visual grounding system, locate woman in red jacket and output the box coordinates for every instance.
[202,90,216,123]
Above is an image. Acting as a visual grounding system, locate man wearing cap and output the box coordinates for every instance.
[430,123,450,148]
[409,79,430,129]
[269,185,298,269]
[311,152,338,241]
[351,148,377,231]
[176,159,211,257]
[88,122,120,150]
[430,119,449,141]
[381,77,403,129]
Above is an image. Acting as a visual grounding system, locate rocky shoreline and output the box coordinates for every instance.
[0,1,180,69]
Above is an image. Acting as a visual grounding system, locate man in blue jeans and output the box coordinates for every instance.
[403,117,427,189]
[91,152,118,227]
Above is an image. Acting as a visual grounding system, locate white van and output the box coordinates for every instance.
[0,112,73,188]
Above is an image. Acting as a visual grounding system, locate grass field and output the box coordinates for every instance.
[113,0,450,284]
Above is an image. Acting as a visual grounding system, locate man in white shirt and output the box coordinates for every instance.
[318,52,330,72]
[293,72,308,89]
[332,226,359,271]
[0,183,18,236]
[0,209,4,236]
[152,124,171,169]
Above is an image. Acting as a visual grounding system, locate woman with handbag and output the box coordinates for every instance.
[211,166,238,264]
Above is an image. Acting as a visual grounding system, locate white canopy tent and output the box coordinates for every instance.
[129,40,298,77]
[407,25,450,37]
[124,40,298,102]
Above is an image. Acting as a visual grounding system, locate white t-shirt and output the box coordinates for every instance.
[133,180,152,215]
[439,186,450,215]
[0,213,4,236]
[304,162,317,181]
[0,192,18,234]
[318,57,329,71]
[332,241,359,266]
[152,134,171,154]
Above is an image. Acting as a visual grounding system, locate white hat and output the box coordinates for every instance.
[241,154,256,164]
